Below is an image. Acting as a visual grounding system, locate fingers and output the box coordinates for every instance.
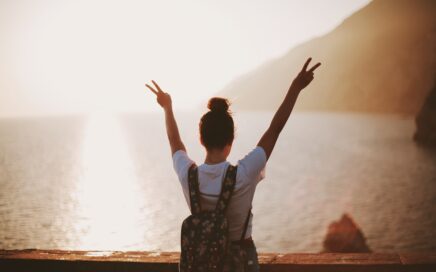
[308,62,321,73]
[145,83,159,96]
[152,80,163,93]
[145,80,164,96]
[302,57,312,72]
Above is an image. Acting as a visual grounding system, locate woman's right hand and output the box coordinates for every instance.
[257,57,321,160]
[145,80,172,110]
[290,57,321,91]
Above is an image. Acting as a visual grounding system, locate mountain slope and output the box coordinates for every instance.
[218,0,436,114]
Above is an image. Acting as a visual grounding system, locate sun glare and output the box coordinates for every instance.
[74,112,146,249]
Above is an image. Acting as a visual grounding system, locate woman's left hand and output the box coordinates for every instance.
[145,80,172,110]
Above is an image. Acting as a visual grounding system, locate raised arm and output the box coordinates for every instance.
[145,80,186,155]
[257,58,321,160]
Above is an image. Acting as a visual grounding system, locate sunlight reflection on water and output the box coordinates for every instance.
[74,113,146,250]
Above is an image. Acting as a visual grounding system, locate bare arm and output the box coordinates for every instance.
[145,80,186,155]
[258,58,321,160]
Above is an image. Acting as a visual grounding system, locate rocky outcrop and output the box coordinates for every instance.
[322,213,371,253]
[414,83,436,147]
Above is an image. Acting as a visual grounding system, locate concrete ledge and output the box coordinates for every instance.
[1,250,435,271]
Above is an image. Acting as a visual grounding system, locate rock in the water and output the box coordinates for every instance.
[322,213,371,253]
[414,83,436,147]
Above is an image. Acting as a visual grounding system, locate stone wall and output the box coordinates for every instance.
[1,250,435,272]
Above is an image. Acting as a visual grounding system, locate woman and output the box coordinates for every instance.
[146,57,321,271]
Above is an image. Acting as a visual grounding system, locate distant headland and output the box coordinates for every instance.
[217,0,436,115]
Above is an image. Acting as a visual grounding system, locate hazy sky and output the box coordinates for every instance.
[0,0,370,117]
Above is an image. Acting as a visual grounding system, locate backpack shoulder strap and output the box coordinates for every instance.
[215,164,238,214]
[188,163,202,215]
[240,208,251,241]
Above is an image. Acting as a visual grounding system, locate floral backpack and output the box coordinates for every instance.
[179,163,251,272]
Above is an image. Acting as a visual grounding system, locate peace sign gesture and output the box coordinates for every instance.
[145,80,172,110]
[291,57,321,91]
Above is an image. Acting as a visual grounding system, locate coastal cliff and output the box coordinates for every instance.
[217,0,436,114]
[414,82,436,146]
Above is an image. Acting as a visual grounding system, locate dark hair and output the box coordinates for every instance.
[199,97,234,150]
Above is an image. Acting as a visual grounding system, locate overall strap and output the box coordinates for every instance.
[215,165,238,214]
[187,163,202,215]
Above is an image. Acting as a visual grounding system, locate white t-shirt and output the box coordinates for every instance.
[172,146,267,241]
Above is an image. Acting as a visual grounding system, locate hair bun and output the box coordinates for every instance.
[207,97,230,113]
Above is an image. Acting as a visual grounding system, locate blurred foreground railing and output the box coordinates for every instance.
[1,249,435,271]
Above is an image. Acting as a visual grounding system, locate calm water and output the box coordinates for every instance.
[0,112,435,253]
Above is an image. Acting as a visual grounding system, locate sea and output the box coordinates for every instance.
[0,112,435,253]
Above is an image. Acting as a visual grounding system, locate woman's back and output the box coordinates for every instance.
[173,147,267,241]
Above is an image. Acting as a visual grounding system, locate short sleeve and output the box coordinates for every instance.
[172,150,195,189]
[237,146,267,187]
